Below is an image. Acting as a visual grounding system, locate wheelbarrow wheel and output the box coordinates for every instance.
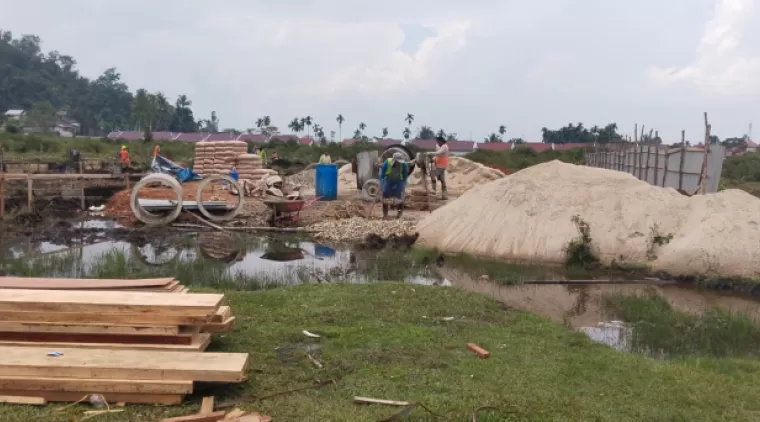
[361,179,381,202]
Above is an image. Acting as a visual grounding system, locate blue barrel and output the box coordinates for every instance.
[314,244,336,257]
[315,163,338,201]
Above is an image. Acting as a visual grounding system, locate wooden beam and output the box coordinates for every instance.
[0,332,211,352]
[0,346,248,382]
[0,395,46,405]
[200,396,215,414]
[0,390,184,405]
[161,411,226,422]
[0,376,193,394]
[0,321,182,336]
[26,174,32,211]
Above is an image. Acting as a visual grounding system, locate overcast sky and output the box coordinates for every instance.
[2,0,759,143]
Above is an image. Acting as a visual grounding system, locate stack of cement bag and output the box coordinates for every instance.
[193,141,248,177]
[236,153,277,182]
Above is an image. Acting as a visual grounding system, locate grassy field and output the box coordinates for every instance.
[2,284,760,421]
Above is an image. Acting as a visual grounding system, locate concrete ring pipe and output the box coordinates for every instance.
[129,173,184,226]
[195,175,244,222]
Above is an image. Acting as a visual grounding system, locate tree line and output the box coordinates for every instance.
[0,30,208,136]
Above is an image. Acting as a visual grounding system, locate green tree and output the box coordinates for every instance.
[170,95,197,132]
[336,114,345,141]
[359,122,367,137]
[436,129,446,138]
[353,129,362,139]
[405,113,414,128]
[484,133,503,143]
[25,101,57,131]
[288,118,302,135]
[416,125,435,140]
[382,127,389,138]
[499,125,507,136]
[508,137,525,144]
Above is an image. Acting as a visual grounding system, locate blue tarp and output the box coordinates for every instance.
[150,154,201,183]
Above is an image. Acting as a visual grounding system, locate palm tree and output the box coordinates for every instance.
[353,129,362,139]
[255,117,264,129]
[336,114,345,141]
[263,116,271,127]
[382,127,388,138]
[403,127,411,142]
[359,122,367,137]
[499,125,507,137]
[405,113,414,128]
[436,129,446,138]
[302,116,313,138]
[288,118,301,135]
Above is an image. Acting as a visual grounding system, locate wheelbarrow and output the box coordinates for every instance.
[263,197,320,227]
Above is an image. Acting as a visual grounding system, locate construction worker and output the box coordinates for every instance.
[429,136,449,200]
[378,152,409,219]
[119,145,131,170]
[153,144,160,157]
[271,151,279,161]
[319,153,332,164]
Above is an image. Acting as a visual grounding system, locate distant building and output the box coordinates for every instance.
[3,109,25,120]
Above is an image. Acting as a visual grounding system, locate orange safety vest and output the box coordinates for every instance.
[434,153,448,168]
[154,145,160,157]
[120,149,130,163]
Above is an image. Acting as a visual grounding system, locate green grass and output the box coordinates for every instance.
[2,284,760,421]
[602,293,760,359]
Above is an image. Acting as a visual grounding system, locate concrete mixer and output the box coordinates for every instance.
[354,144,418,201]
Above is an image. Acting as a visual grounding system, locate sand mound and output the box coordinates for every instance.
[408,156,504,192]
[416,160,760,278]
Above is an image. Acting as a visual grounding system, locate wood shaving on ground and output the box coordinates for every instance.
[309,217,418,242]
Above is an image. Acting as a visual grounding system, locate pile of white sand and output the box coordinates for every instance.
[408,156,504,192]
[338,164,358,194]
[416,160,760,278]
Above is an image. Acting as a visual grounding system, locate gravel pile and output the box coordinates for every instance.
[309,217,418,242]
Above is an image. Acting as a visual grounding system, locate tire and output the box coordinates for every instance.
[361,179,381,202]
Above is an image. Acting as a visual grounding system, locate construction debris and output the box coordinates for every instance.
[308,217,418,242]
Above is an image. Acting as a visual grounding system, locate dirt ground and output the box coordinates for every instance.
[104,178,447,228]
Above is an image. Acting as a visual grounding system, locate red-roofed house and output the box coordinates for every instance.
[476,142,513,151]
[747,139,758,153]
[515,142,553,153]
[299,137,314,146]
[554,143,594,151]
[410,139,475,155]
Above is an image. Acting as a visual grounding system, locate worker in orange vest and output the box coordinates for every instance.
[153,144,160,157]
[429,136,449,200]
[119,145,131,170]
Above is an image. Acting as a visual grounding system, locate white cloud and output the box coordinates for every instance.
[648,0,760,95]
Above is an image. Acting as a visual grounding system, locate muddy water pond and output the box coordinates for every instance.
[3,219,760,358]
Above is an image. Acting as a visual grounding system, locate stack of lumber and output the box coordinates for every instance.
[0,277,235,333]
[0,346,248,404]
[0,289,236,351]
[194,141,248,177]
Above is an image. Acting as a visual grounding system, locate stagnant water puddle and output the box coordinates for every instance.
[3,219,760,358]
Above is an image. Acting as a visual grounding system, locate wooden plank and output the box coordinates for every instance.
[0,322,182,336]
[0,311,212,325]
[0,389,184,405]
[211,307,231,323]
[0,289,223,315]
[162,411,226,422]
[0,395,46,405]
[0,376,193,394]
[200,396,215,414]
[0,333,211,352]
[202,317,235,333]
[0,345,248,382]
[0,331,195,345]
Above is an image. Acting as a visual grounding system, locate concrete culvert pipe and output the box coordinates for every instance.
[196,175,244,222]
[130,173,184,226]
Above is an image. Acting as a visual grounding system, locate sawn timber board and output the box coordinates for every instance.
[0,389,185,405]
[0,277,175,290]
[0,332,211,351]
[0,376,193,394]
[0,289,223,315]
[0,321,184,336]
[0,346,248,382]
[0,310,212,325]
